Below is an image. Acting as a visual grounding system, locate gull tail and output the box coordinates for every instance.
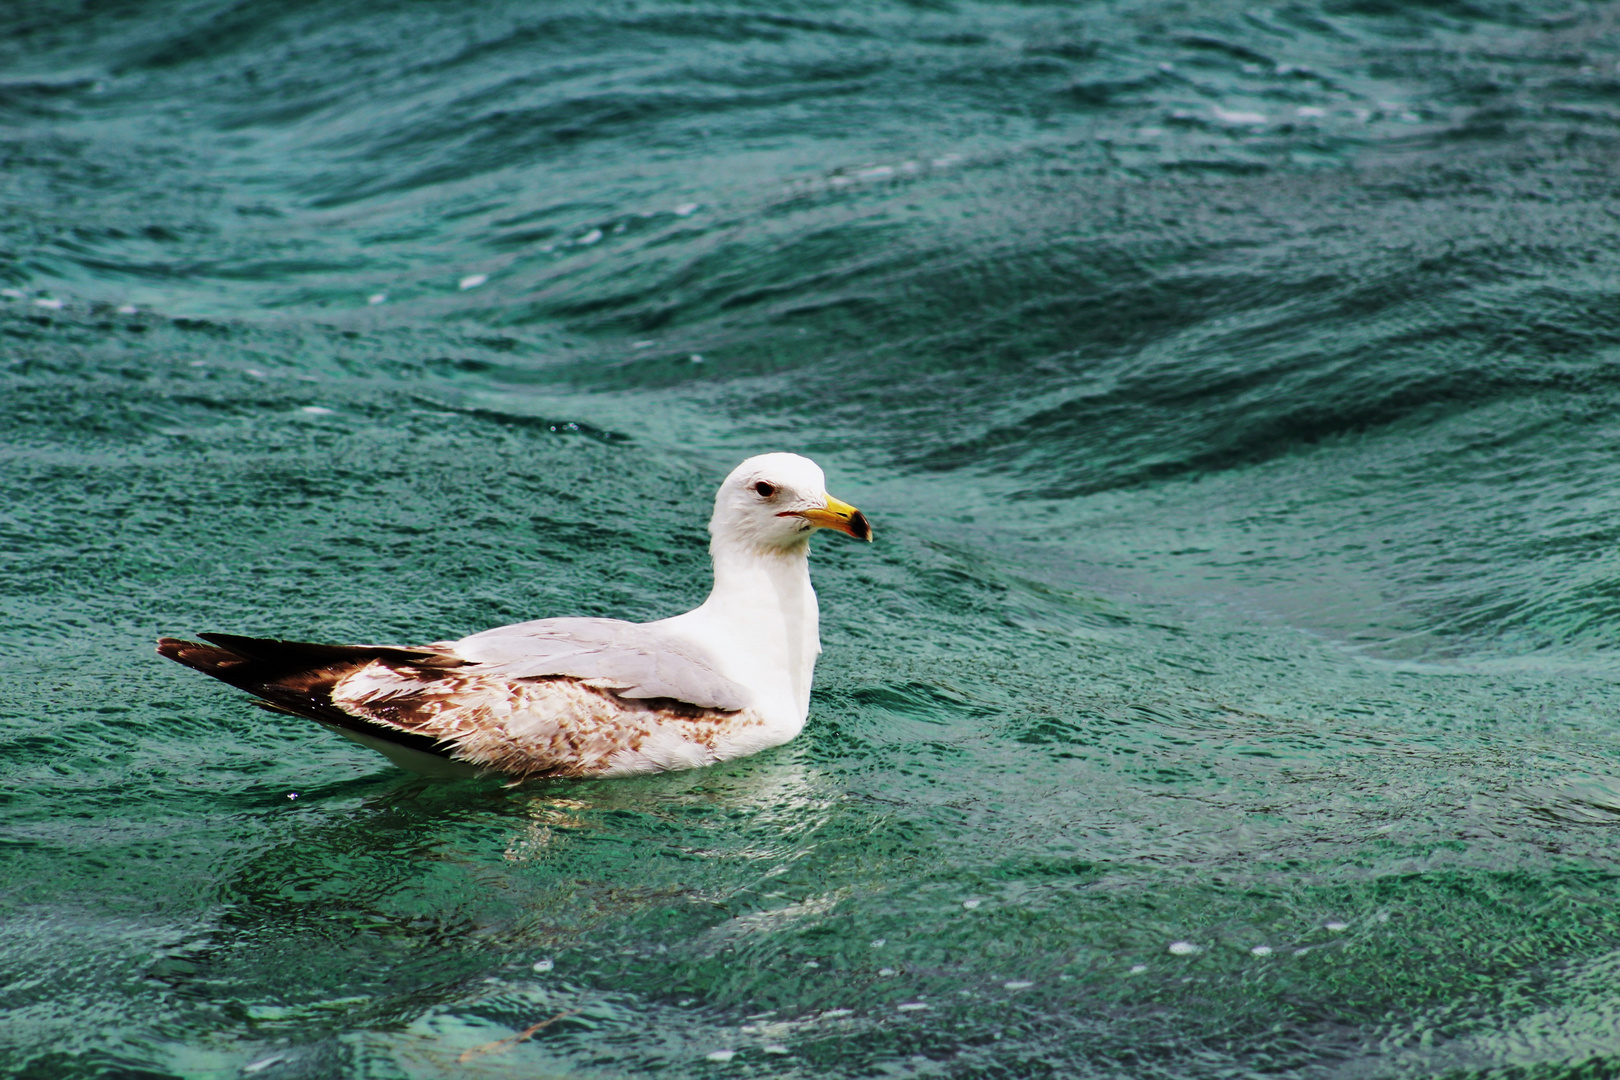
[156,634,470,769]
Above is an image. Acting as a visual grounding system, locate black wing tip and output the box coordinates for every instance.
[157,635,247,675]
[194,633,444,667]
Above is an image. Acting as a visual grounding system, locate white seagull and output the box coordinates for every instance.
[158,453,872,779]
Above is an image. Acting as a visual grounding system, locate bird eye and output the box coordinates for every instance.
[754,481,777,497]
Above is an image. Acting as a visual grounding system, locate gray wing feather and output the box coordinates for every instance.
[441,618,750,712]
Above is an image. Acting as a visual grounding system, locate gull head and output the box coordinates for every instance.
[710,453,872,553]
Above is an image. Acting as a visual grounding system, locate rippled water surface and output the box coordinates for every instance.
[6,1,1620,1076]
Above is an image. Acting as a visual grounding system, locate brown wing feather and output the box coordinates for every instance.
[158,635,758,778]
[157,636,461,760]
[330,661,747,778]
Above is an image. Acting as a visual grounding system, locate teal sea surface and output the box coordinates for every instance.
[6,1,1620,1076]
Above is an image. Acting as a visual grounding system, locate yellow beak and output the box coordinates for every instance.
[793,494,873,541]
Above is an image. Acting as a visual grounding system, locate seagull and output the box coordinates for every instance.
[158,453,872,780]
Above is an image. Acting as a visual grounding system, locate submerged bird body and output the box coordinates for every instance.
[158,454,871,779]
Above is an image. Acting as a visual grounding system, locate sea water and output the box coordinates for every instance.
[5,1,1620,1076]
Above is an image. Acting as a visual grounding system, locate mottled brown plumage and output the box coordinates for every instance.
[157,635,762,778]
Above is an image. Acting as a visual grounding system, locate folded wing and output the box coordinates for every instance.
[158,619,754,778]
[443,617,750,711]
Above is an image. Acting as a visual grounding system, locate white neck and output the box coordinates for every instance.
[660,538,821,729]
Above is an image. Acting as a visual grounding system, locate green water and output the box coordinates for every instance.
[5,1,1620,1076]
